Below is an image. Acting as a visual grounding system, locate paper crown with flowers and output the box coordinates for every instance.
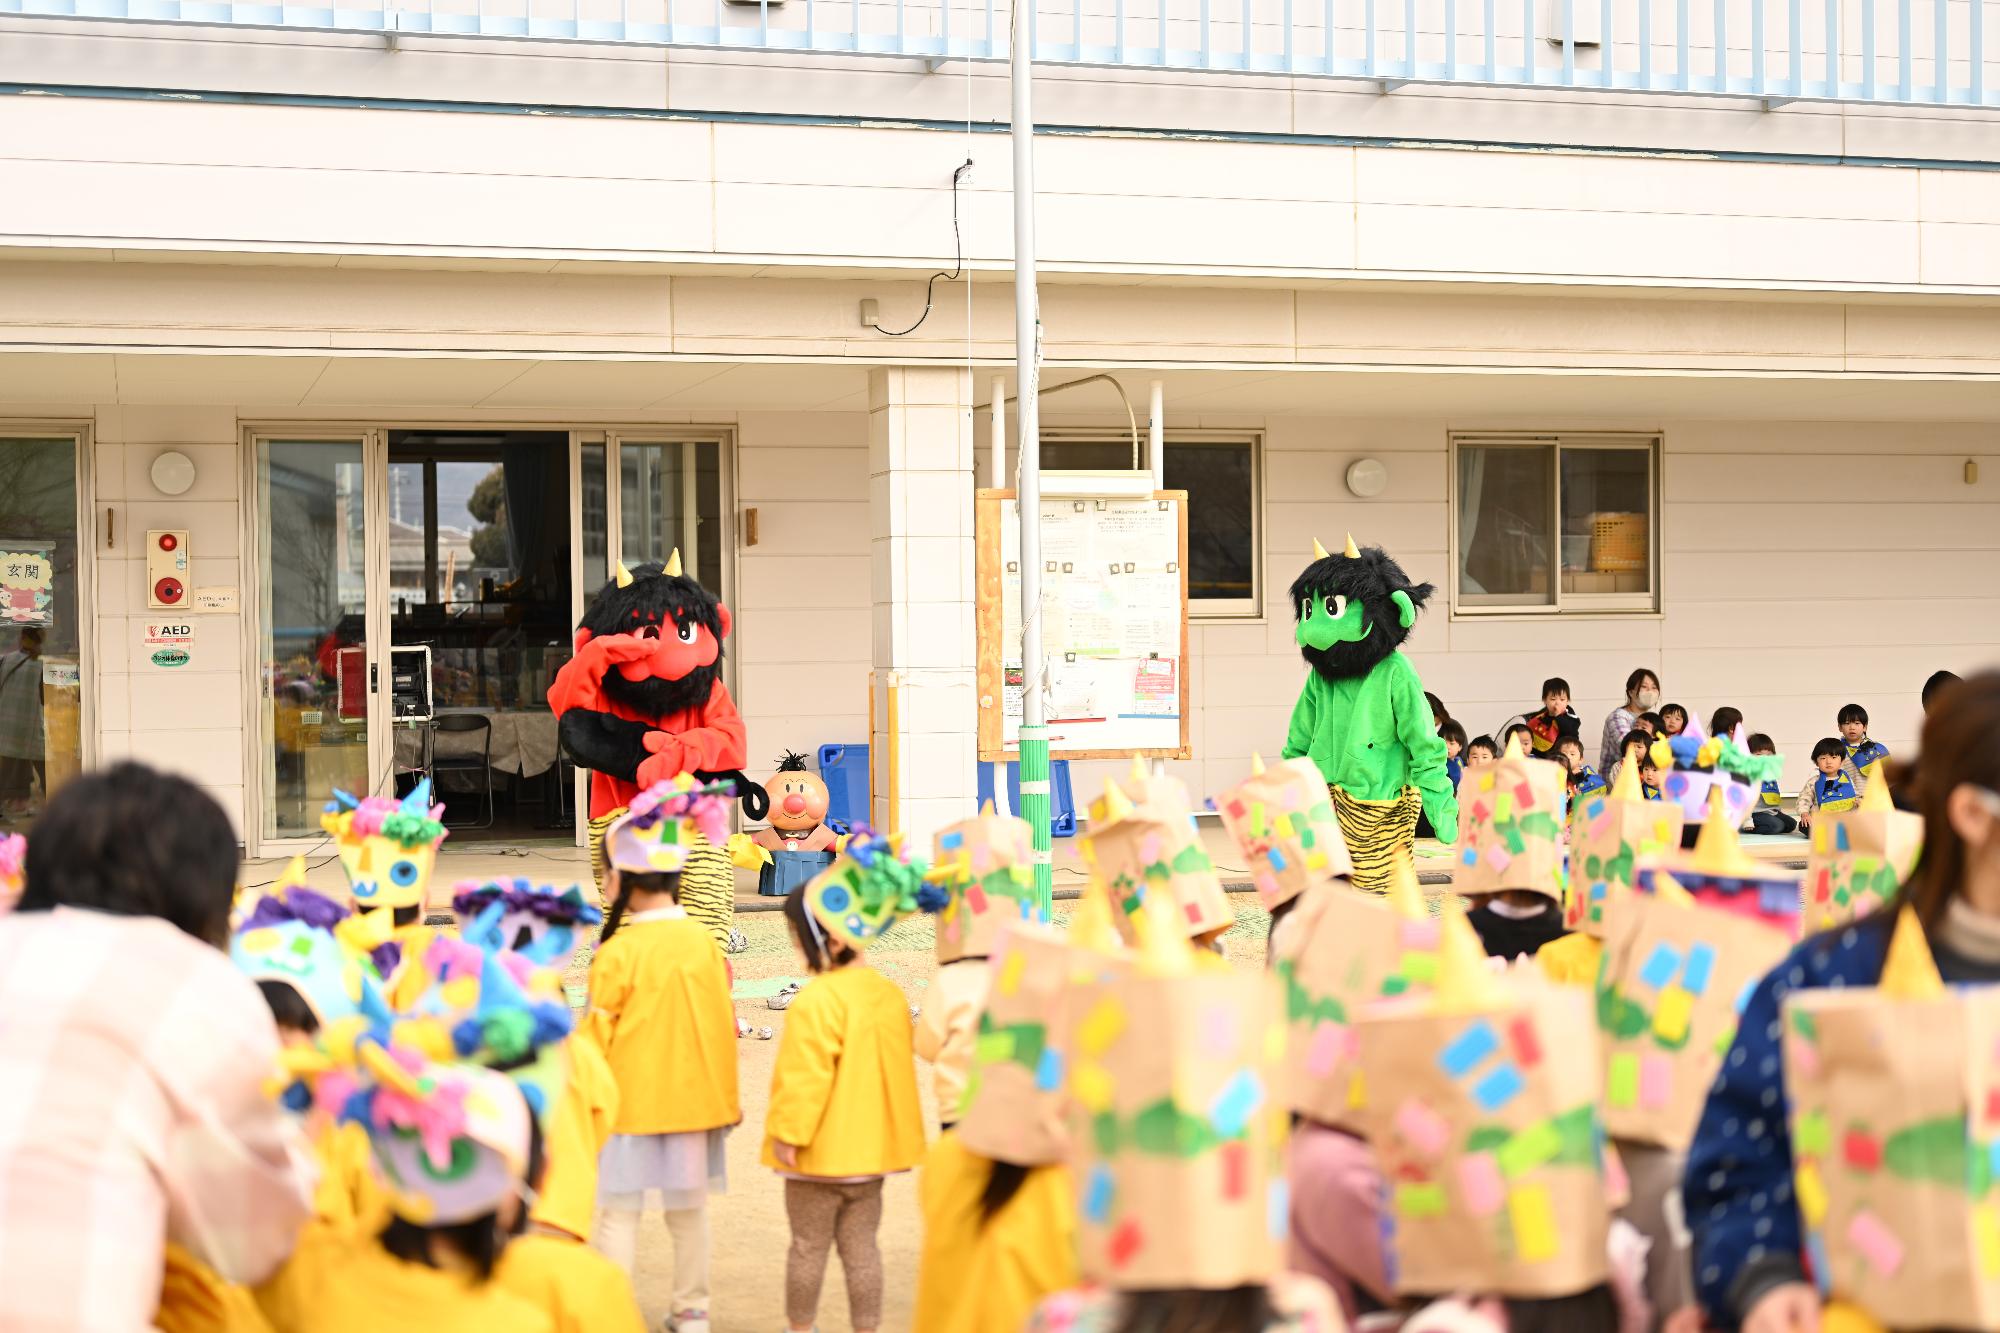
[0,832,22,910]
[603,774,737,877]
[452,878,603,970]
[322,780,449,912]
[231,884,393,1034]
[803,829,940,952]
[1648,719,1782,831]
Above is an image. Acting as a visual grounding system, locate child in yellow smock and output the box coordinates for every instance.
[767,835,927,1333]
[585,779,743,1333]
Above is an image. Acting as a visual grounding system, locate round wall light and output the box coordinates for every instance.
[1345,457,1389,499]
[150,450,197,497]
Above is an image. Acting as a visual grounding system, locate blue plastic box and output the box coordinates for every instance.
[815,743,1076,838]
[978,760,1077,838]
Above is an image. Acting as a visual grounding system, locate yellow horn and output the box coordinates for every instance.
[1881,905,1945,1000]
[1098,778,1135,826]
[1859,772,1894,814]
[1433,900,1508,1014]
[614,561,634,589]
[664,548,684,578]
[1312,538,1331,561]
[1343,533,1361,559]
[1250,752,1267,776]
[1385,847,1428,921]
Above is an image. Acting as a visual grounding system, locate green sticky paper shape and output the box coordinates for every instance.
[1794,1110,1833,1157]
[975,1029,1018,1063]
[1400,951,1439,985]
[1607,1052,1640,1108]
[1497,1118,1564,1179]
[1396,1182,1448,1217]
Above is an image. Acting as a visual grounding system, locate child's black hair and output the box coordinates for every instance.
[1660,703,1688,724]
[378,1086,546,1283]
[256,980,321,1035]
[1621,730,1653,758]
[1439,719,1469,750]
[1637,711,1665,733]
[783,888,856,973]
[1838,702,1870,728]
[1710,706,1744,740]
[1813,737,1848,764]
[1501,722,1533,750]
[1556,735,1583,756]
[1466,734,1497,757]
[1424,691,1450,726]
[18,762,239,948]
[1747,732,1776,754]
[979,1158,1033,1222]
[1540,677,1571,699]
[1112,1286,1276,1333]
[599,868,681,947]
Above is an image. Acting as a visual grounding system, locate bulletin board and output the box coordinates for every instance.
[975,489,1190,762]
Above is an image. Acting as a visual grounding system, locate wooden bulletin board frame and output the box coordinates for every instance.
[975,488,1192,762]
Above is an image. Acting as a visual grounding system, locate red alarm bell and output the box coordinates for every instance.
[154,576,185,605]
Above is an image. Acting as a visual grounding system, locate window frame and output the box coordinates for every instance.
[1038,428,1264,620]
[1448,431,1662,618]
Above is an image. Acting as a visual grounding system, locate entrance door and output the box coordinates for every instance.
[0,433,89,831]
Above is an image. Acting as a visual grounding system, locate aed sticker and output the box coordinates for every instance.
[141,622,195,669]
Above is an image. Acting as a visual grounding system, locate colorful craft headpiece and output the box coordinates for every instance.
[1216,754,1354,909]
[1082,778,1235,943]
[956,922,1078,1166]
[1648,719,1780,831]
[452,878,604,970]
[928,803,1042,964]
[1645,788,1802,938]
[0,832,22,910]
[803,830,938,952]
[1803,775,1924,932]
[603,774,737,877]
[321,780,449,912]
[1564,760,1685,938]
[1452,732,1568,903]
[231,885,390,1030]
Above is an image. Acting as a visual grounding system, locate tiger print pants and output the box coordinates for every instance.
[589,808,737,949]
[1328,785,1423,894]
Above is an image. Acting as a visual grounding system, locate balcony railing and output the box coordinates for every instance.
[5,0,1997,107]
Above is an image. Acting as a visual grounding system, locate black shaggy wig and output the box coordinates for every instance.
[1288,546,1434,683]
[577,560,728,719]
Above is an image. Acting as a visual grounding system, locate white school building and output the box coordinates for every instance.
[0,0,1997,852]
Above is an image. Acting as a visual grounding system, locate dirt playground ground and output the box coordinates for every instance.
[599,899,1275,1333]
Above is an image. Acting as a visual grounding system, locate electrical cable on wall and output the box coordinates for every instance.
[871,158,976,337]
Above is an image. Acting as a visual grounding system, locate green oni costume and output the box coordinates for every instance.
[1281,536,1458,892]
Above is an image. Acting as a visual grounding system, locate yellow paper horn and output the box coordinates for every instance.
[1859,772,1895,814]
[614,561,634,588]
[1650,867,1697,909]
[1880,904,1945,1000]
[1385,846,1429,921]
[1688,788,1761,877]
[1312,538,1331,561]
[1133,883,1197,978]
[1343,533,1361,559]
[1608,756,1644,804]
[1433,899,1508,1014]
[1249,752,1266,776]
[979,798,997,817]
[663,548,684,577]
[1098,778,1135,826]
[1067,883,1126,956]
[1502,730,1527,760]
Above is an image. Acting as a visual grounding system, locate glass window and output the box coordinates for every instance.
[1039,435,1261,614]
[619,440,724,591]
[1453,435,1658,614]
[0,436,83,829]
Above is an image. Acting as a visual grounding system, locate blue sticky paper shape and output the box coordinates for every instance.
[1638,942,1683,991]
[1835,824,1851,853]
[1682,943,1717,997]
[1209,1069,1265,1138]
[1266,1176,1291,1240]
[1035,1046,1065,1091]
[1734,978,1758,1015]
[1471,1063,1526,1112]
[1084,1163,1114,1223]
[1438,1021,1500,1078]
[1461,848,1480,867]
[1986,1140,2000,1184]
[1806,1233,1833,1297]
[1268,846,1290,872]
[939,831,965,851]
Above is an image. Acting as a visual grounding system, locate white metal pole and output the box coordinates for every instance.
[1148,378,1165,488]
[990,374,1008,489]
[1011,0,1051,913]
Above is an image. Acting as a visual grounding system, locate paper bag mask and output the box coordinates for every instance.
[1275,856,1438,1127]
[1217,755,1353,909]
[1352,908,1611,1298]
[1083,780,1234,941]
[1063,906,1288,1290]
[1595,872,1794,1150]
[1566,763,1685,938]
[957,922,1077,1166]
[1783,910,2000,1329]
[1453,736,1568,902]
[930,805,1042,964]
[1803,780,1924,932]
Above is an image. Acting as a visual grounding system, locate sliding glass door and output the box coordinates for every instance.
[0,434,87,831]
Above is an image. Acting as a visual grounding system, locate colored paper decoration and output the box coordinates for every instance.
[1803,779,1924,932]
[1595,870,1794,1150]
[1783,908,2000,1328]
[1452,735,1568,902]
[1083,778,1234,941]
[956,922,1080,1167]
[1565,761,1684,938]
[802,831,933,951]
[929,804,1044,964]
[1651,717,1777,830]
[321,780,449,914]
[1216,755,1354,909]
[1641,791,1803,940]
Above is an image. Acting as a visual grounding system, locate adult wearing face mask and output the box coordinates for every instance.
[1600,668,1662,774]
[1684,670,2000,1333]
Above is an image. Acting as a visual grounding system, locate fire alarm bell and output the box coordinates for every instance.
[147,529,190,609]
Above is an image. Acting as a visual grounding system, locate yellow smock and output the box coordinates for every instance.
[157,1244,275,1333]
[529,1033,620,1241]
[914,1133,1078,1333]
[585,913,740,1135]
[254,1225,553,1333]
[1537,932,1604,988]
[761,965,926,1178]
[492,1234,646,1333]
[311,1119,387,1236]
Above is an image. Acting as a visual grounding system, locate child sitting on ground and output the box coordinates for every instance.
[1638,750,1666,801]
[1464,735,1498,768]
[1557,735,1606,798]
[1610,730,1652,788]
[1659,703,1689,738]
[1745,733,1796,835]
[1798,737,1861,833]
[1524,677,1583,758]
[1635,711,1664,738]
[1441,720,1468,789]
[1839,702,1890,789]
[1709,706,1744,743]
[1499,722,1534,757]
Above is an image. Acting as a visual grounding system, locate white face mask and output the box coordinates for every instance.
[1635,688,1661,710]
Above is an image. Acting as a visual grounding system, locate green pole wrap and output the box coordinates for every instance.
[1019,724,1053,917]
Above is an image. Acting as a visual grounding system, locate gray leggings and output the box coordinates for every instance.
[784,1177,885,1330]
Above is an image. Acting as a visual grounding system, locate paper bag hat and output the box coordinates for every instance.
[1645,790,1803,939]
[1566,761,1685,938]
[1804,778,1924,932]
[1351,904,1611,1298]
[1453,734,1569,902]
[1216,755,1354,909]
[929,803,1043,964]
[956,921,1080,1166]
[1275,851,1438,1127]
[1782,909,2000,1329]
[602,775,737,877]
[321,780,448,913]
[1083,779,1235,941]
[1595,870,1794,1151]
[803,830,934,952]
[1063,894,1287,1290]
[1652,719,1776,831]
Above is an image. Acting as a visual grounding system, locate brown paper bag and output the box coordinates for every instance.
[1062,951,1287,1289]
[1784,917,2000,1329]
[1083,785,1234,941]
[1802,789,1924,932]
[930,806,1042,964]
[1216,756,1354,909]
[956,922,1077,1166]
[1352,974,1611,1297]
[1565,765,1685,937]
[1595,876,1793,1150]
[1452,739,1569,902]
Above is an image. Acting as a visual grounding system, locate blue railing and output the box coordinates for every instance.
[3,0,1996,106]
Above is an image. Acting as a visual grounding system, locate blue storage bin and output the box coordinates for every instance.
[758,848,837,897]
[817,743,870,835]
[978,760,1077,838]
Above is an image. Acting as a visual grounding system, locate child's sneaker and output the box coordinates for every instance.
[726,928,748,955]
[666,1311,710,1333]
[767,982,802,1011]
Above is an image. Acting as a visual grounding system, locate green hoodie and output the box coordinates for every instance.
[1281,651,1459,843]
